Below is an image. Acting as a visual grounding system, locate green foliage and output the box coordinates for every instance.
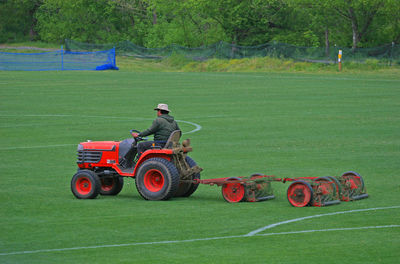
[0,0,42,42]
[272,30,320,47]
[162,53,191,67]
[35,0,124,43]
[0,0,397,48]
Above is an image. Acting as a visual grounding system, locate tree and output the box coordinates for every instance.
[0,0,43,42]
[35,0,145,43]
[288,0,337,53]
[1,0,396,48]
[332,0,386,50]
[189,0,291,45]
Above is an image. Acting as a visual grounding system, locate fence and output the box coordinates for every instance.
[0,47,118,71]
[65,39,399,65]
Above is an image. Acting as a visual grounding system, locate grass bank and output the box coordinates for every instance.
[117,54,400,75]
[1,42,399,75]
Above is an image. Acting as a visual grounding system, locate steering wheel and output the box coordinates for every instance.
[130,129,146,141]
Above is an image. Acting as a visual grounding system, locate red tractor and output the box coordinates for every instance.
[71,130,202,200]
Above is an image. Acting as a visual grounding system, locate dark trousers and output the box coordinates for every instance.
[137,141,166,156]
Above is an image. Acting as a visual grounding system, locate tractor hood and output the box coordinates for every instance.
[78,141,118,151]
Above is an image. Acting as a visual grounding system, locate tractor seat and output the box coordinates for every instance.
[163,130,182,149]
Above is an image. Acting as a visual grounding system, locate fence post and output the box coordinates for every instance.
[113,47,116,67]
[390,42,394,66]
[61,45,64,71]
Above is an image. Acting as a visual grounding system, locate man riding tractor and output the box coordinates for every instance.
[71,103,202,201]
[131,103,180,156]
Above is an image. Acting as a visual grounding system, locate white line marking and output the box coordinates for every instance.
[245,205,400,236]
[177,120,202,134]
[254,225,400,237]
[1,225,398,256]
[0,144,76,150]
[0,114,202,134]
[0,114,202,150]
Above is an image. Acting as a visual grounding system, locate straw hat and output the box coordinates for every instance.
[154,103,170,112]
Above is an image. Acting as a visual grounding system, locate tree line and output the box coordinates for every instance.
[1,0,399,50]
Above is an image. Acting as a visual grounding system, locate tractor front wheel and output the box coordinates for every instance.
[100,176,124,196]
[135,158,180,200]
[71,170,101,199]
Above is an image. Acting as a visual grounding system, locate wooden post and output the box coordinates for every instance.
[338,50,342,71]
[61,45,64,71]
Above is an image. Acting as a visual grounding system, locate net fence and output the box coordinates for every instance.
[65,39,399,65]
[0,48,118,71]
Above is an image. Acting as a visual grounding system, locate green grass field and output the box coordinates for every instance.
[1,70,399,263]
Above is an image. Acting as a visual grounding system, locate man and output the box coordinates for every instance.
[132,103,180,155]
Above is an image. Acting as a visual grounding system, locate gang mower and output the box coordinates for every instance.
[71,130,368,207]
[197,171,368,206]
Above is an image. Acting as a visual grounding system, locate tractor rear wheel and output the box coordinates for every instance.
[71,170,101,199]
[135,158,180,200]
[99,176,124,196]
[287,180,313,207]
[175,156,201,197]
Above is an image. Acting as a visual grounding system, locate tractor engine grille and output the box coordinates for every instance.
[77,150,102,164]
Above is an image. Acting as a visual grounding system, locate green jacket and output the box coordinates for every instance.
[139,114,180,142]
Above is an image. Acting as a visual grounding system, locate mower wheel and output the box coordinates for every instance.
[326,176,342,199]
[340,171,367,201]
[222,177,246,203]
[99,176,124,196]
[312,177,340,207]
[175,156,201,197]
[341,171,365,189]
[248,173,275,202]
[287,180,313,207]
[71,170,101,199]
[135,158,180,200]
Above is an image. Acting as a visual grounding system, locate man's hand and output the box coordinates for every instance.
[131,132,139,138]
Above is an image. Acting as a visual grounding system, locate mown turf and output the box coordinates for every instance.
[0,71,399,263]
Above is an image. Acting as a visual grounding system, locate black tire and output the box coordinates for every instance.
[326,176,342,199]
[135,158,180,200]
[99,176,124,196]
[341,171,365,190]
[71,170,101,199]
[175,156,201,197]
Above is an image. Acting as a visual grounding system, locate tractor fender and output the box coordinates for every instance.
[133,149,174,177]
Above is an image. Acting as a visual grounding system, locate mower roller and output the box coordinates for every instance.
[284,171,368,207]
[285,177,341,207]
[194,171,368,206]
[193,174,279,203]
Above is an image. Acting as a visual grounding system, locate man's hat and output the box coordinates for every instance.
[154,103,170,112]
